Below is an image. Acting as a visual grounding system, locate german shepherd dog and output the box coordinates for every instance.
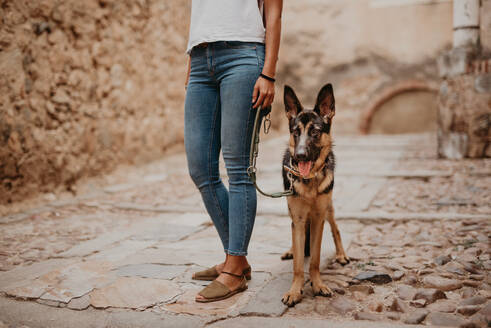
[280,84,350,307]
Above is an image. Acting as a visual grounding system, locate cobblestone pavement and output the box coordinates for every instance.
[0,133,489,328]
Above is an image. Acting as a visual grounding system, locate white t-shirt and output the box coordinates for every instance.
[186,0,266,53]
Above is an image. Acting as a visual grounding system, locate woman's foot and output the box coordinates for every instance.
[215,267,246,291]
[195,271,248,303]
[191,262,225,280]
[192,262,252,281]
[195,256,249,302]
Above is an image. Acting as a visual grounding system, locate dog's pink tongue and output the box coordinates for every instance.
[298,161,312,177]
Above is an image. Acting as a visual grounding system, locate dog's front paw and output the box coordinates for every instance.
[312,282,333,297]
[335,254,350,265]
[281,289,302,307]
[280,250,293,261]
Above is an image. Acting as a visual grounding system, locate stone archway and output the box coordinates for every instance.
[359,80,439,134]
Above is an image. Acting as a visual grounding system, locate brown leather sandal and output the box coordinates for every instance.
[195,271,248,303]
[192,265,251,281]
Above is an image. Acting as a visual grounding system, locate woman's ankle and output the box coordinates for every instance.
[215,262,225,272]
[222,256,249,274]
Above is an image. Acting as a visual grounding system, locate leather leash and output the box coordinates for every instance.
[247,106,294,198]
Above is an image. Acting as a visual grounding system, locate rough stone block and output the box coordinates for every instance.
[437,74,491,159]
[329,297,357,314]
[437,48,476,78]
[437,132,468,159]
[353,271,392,284]
[453,29,479,49]
[422,275,463,291]
[427,300,457,313]
[354,311,383,321]
[413,288,447,304]
[475,74,491,93]
[426,312,468,327]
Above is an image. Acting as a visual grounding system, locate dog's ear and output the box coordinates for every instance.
[284,85,303,120]
[314,83,335,121]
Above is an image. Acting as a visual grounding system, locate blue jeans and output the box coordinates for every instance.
[184,41,265,256]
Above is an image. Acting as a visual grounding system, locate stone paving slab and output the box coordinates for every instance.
[111,202,206,214]
[209,317,427,328]
[113,238,224,268]
[5,261,116,304]
[239,273,291,317]
[0,297,202,328]
[58,230,135,258]
[0,207,52,225]
[87,240,157,262]
[115,263,188,280]
[5,280,52,300]
[40,262,115,304]
[89,277,182,309]
[130,223,203,242]
[0,259,77,292]
[67,294,91,310]
[335,177,387,212]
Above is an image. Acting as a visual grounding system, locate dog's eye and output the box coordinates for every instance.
[293,129,300,137]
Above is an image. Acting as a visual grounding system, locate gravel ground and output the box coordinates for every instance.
[370,137,491,214]
[286,219,490,327]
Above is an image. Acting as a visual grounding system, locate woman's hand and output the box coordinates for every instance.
[252,76,275,109]
[252,0,282,109]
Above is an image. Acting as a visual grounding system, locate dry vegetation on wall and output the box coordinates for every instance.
[0,0,190,204]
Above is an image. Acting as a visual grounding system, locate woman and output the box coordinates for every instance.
[184,0,283,302]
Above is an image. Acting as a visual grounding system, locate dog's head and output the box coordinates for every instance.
[284,84,335,177]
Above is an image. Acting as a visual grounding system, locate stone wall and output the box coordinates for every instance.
[437,70,491,158]
[0,0,189,204]
[436,0,491,159]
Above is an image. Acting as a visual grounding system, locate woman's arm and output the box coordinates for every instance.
[252,0,283,109]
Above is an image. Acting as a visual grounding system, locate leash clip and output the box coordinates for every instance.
[246,166,256,176]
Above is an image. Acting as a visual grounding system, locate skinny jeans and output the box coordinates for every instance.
[184,41,265,256]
